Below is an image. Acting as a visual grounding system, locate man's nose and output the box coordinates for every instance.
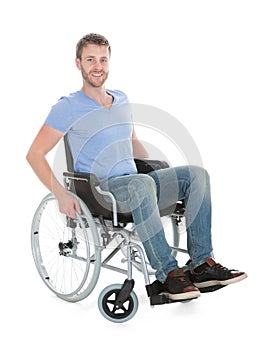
[93,60,102,70]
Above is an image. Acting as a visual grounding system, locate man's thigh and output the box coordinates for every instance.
[148,166,191,210]
[101,173,157,204]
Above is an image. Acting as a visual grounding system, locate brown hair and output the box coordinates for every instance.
[76,33,111,59]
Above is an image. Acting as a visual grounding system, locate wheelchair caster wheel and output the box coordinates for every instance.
[98,284,138,323]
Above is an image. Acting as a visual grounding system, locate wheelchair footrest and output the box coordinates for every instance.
[146,280,188,306]
[150,294,170,305]
[146,280,227,305]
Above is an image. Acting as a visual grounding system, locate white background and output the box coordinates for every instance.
[1,0,256,349]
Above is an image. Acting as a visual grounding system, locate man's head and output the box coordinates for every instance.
[75,33,111,88]
[76,33,111,60]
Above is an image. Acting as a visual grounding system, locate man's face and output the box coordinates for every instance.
[76,44,110,88]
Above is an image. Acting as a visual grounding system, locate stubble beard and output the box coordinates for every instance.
[81,66,109,88]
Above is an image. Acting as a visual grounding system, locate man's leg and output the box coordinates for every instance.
[101,173,179,282]
[148,165,213,270]
[149,166,247,288]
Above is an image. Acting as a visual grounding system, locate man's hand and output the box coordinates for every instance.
[56,191,81,219]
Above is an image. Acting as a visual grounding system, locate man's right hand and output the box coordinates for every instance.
[56,191,82,219]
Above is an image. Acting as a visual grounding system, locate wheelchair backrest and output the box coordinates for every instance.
[63,134,74,172]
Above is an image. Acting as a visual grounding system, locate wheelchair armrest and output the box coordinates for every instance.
[63,171,100,186]
[63,158,169,186]
[63,171,118,225]
[134,158,169,174]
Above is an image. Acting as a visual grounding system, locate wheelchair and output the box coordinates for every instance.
[31,135,189,323]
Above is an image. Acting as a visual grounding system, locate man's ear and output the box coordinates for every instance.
[75,58,81,70]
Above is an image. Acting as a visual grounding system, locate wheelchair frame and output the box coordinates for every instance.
[31,136,188,323]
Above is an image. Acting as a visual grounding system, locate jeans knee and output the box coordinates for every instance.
[188,165,210,186]
[186,167,211,209]
[128,174,157,197]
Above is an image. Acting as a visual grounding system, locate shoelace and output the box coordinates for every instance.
[211,263,234,278]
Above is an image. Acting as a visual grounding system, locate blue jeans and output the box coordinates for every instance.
[101,166,213,282]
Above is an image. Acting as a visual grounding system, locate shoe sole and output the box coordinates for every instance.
[161,290,201,301]
[193,272,247,288]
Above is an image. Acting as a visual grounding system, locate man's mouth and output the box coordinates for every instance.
[91,72,103,77]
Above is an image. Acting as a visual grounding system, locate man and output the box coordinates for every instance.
[27,33,247,301]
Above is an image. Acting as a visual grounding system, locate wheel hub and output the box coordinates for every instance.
[58,240,74,256]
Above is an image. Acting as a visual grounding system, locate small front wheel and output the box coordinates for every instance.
[98,284,138,323]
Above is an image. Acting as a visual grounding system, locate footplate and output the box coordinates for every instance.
[146,280,193,305]
[149,293,171,305]
[146,280,226,305]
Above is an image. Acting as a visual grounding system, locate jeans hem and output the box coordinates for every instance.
[187,252,214,271]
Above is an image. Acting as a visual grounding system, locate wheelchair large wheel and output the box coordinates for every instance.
[98,284,138,323]
[31,192,101,302]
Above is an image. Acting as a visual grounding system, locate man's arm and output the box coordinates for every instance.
[132,127,149,159]
[26,124,81,218]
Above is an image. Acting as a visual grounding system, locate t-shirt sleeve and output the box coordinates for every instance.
[44,97,74,133]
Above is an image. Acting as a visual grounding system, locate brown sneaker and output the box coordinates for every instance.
[161,268,200,301]
[189,258,248,289]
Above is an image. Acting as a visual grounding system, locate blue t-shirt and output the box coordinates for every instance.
[45,89,138,181]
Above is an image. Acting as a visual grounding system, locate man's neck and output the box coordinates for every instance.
[82,84,113,109]
[82,83,105,99]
